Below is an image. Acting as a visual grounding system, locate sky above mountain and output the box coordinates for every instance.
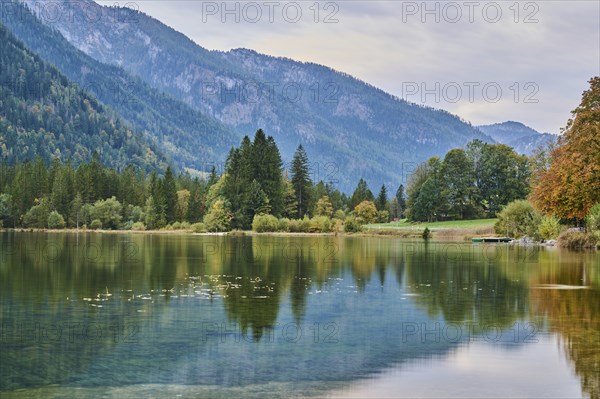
[95,0,599,134]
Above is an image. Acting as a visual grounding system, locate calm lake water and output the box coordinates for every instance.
[0,232,598,398]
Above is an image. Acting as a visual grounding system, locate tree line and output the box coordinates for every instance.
[0,129,365,231]
[405,139,530,222]
[0,127,537,231]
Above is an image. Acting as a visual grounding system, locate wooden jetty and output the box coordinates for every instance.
[471,237,512,243]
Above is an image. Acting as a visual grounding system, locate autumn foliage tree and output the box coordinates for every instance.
[530,77,600,220]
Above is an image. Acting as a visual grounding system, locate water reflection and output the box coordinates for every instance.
[0,232,598,398]
[529,251,600,399]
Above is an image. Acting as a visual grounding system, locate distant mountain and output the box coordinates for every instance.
[0,21,164,171]
[25,0,495,191]
[477,121,556,155]
[1,0,240,175]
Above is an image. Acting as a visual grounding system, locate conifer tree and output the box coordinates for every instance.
[163,166,177,223]
[349,178,373,210]
[376,184,388,211]
[291,144,312,218]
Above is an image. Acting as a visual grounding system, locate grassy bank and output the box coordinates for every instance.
[364,218,498,239]
[367,218,498,230]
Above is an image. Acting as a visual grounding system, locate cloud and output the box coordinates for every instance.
[99,0,599,133]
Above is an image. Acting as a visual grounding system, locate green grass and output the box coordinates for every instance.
[367,218,498,230]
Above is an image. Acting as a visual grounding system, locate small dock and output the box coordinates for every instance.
[472,237,512,243]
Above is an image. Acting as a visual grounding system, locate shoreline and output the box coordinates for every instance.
[0,226,494,240]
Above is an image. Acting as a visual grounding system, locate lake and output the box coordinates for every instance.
[0,232,598,398]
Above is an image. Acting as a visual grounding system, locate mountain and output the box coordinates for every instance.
[1,0,240,175]
[24,0,495,191]
[0,21,164,171]
[477,121,556,155]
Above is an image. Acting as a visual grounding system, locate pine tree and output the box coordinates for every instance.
[376,184,388,211]
[261,135,284,215]
[163,166,177,224]
[315,195,334,217]
[207,165,219,187]
[176,189,191,222]
[282,175,298,219]
[186,180,206,223]
[244,179,271,226]
[395,184,406,217]
[32,156,48,199]
[349,178,373,210]
[50,161,74,218]
[69,192,83,228]
[291,144,312,218]
[145,195,158,230]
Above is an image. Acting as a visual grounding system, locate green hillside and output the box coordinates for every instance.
[0,22,163,171]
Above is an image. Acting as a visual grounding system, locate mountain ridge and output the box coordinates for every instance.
[21,0,497,191]
[477,121,556,155]
[2,0,241,175]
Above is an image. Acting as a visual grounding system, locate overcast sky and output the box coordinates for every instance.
[100,0,599,134]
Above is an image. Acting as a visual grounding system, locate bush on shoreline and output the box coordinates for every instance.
[494,200,541,239]
[538,215,562,240]
[252,215,343,233]
[557,230,599,249]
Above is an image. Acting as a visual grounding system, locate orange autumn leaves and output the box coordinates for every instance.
[531,77,600,220]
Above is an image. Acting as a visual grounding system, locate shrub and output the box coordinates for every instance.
[494,200,541,239]
[90,197,122,230]
[203,199,233,232]
[333,218,344,233]
[0,194,13,228]
[180,221,191,230]
[131,222,146,231]
[47,211,66,229]
[171,221,183,230]
[191,223,206,233]
[377,210,390,223]
[277,218,290,232]
[585,203,600,232]
[309,216,333,233]
[23,199,50,228]
[300,216,311,232]
[333,209,346,220]
[288,218,303,232]
[557,230,598,249]
[125,204,145,223]
[252,214,279,232]
[344,216,363,233]
[287,216,312,233]
[538,215,561,240]
[90,219,103,230]
[422,227,431,239]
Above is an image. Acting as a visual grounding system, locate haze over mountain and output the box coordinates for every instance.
[18,0,496,191]
[477,121,556,156]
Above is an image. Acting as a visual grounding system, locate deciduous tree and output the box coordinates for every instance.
[531,77,600,220]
